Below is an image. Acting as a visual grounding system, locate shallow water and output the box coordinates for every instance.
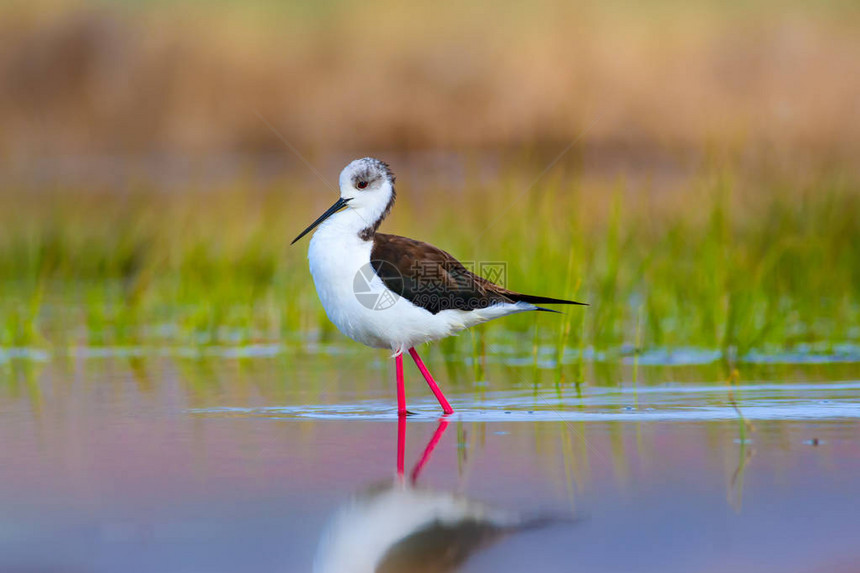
[1,348,859,572]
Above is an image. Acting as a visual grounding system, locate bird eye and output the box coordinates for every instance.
[356,180,368,189]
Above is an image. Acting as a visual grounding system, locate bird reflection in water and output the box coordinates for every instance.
[314,417,562,573]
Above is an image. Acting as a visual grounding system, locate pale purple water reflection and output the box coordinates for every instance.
[0,353,858,572]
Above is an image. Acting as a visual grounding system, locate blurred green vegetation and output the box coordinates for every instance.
[1,159,857,361]
[1,1,858,368]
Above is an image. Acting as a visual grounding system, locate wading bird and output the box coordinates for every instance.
[293,158,585,415]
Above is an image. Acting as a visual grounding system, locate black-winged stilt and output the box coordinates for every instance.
[293,158,585,416]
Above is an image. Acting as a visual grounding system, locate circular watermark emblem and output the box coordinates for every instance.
[354,261,402,310]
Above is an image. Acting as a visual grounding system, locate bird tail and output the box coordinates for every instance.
[510,293,588,307]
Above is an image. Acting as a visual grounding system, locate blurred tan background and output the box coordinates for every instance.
[1,0,858,175]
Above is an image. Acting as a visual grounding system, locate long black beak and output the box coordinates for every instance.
[291,197,351,245]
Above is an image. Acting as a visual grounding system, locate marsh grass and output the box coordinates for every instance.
[0,161,858,369]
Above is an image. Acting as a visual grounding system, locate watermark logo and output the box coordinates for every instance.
[354,261,401,310]
[477,262,506,287]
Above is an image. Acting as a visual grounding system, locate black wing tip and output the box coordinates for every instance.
[515,294,589,307]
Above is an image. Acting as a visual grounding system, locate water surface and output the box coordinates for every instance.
[1,348,858,572]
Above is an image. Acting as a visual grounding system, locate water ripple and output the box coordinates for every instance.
[188,380,860,422]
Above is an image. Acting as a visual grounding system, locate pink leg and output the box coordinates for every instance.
[408,347,454,415]
[396,415,406,478]
[411,418,450,483]
[396,353,407,416]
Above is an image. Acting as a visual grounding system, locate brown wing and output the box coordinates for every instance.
[370,233,587,314]
[370,233,514,314]
[376,520,508,573]
[376,514,565,573]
